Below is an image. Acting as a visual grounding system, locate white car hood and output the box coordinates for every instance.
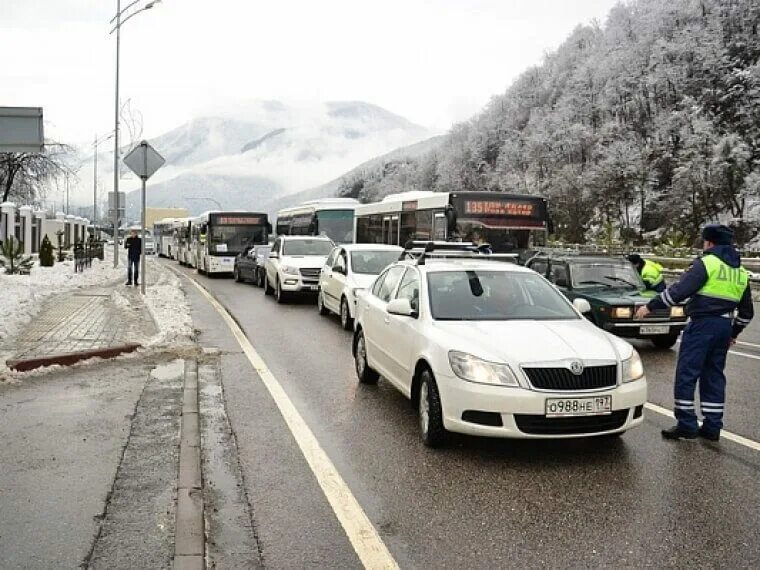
[434,319,631,366]
[348,273,379,290]
[281,255,328,269]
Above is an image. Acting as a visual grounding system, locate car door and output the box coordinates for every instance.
[364,265,406,379]
[267,238,281,284]
[383,267,421,395]
[327,249,349,312]
[320,248,339,310]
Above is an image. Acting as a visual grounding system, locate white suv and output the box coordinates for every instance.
[264,236,334,303]
[317,244,403,330]
[353,253,647,447]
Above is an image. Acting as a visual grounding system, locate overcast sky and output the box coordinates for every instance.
[2,0,621,145]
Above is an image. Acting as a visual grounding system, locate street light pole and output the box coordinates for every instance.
[93,131,114,231]
[112,0,121,268]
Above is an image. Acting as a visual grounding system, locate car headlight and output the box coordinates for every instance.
[611,307,632,319]
[670,306,685,318]
[621,350,645,382]
[281,265,299,275]
[448,351,518,386]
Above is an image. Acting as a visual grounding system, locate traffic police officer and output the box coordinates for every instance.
[634,224,754,441]
[628,253,666,293]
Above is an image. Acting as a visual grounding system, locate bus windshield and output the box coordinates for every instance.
[316,210,354,243]
[209,224,267,254]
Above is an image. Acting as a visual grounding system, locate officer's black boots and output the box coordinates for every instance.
[661,426,698,440]
[698,428,720,441]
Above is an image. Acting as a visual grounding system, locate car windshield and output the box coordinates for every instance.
[571,263,644,290]
[284,239,333,256]
[428,270,579,321]
[350,250,401,275]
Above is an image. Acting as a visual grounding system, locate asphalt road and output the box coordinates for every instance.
[172,261,760,569]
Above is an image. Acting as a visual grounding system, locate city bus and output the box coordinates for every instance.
[176,217,196,266]
[353,190,549,257]
[275,198,359,244]
[154,218,183,259]
[190,211,270,275]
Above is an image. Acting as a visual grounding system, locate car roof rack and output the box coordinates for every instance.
[399,240,518,266]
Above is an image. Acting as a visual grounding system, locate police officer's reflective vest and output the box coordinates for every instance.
[641,259,664,289]
[697,255,749,302]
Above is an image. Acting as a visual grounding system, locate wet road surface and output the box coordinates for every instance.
[172,262,760,569]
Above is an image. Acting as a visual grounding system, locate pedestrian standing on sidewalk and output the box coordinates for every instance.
[124,229,142,287]
[634,224,754,442]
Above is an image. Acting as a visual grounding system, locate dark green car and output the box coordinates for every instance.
[527,254,687,349]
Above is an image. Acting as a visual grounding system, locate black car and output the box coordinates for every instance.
[234,243,271,287]
[527,253,687,349]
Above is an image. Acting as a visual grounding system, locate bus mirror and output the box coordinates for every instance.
[266,222,273,234]
[444,206,457,234]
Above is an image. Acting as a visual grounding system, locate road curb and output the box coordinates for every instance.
[174,359,205,569]
[5,343,141,372]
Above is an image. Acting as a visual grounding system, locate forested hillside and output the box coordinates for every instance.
[338,0,760,244]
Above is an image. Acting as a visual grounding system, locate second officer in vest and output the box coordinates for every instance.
[634,224,753,441]
[628,254,665,294]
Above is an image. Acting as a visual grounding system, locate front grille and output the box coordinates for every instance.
[514,410,629,435]
[645,307,671,319]
[299,268,321,280]
[523,365,617,391]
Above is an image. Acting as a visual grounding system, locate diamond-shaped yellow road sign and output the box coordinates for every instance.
[123,140,165,180]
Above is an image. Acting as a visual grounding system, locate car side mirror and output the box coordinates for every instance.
[387,298,416,317]
[573,298,592,314]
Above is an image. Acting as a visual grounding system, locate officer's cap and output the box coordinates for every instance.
[627,254,642,264]
[701,224,733,246]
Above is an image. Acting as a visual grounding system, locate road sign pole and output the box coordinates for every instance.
[141,142,147,295]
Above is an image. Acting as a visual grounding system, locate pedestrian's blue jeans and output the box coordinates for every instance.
[673,317,733,434]
[127,257,139,284]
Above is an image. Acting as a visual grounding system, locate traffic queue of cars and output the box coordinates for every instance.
[228,237,648,447]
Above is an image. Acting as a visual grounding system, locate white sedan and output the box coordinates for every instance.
[353,257,647,447]
[317,244,403,330]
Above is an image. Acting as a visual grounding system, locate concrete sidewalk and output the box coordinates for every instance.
[3,284,157,372]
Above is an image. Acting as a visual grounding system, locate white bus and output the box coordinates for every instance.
[175,217,196,266]
[154,218,182,259]
[275,198,359,244]
[190,211,270,275]
[353,190,549,256]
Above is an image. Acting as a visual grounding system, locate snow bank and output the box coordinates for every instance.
[143,259,194,347]
[0,254,124,342]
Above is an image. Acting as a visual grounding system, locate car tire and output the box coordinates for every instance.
[317,291,330,316]
[275,277,288,304]
[651,334,678,349]
[354,330,379,385]
[418,369,446,448]
[264,274,273,295]
[255,269,264,288]
[233,266,243,283]
[340,297,353,331]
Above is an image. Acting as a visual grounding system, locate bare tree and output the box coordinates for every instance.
[0,142,74,204]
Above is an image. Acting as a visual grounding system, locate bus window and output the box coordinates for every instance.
[316,210,354,243]
[433,213,447,240]
[382,216,399,245]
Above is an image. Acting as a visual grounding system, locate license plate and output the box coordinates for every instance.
[640,325,669,335]
[545,395,612,418]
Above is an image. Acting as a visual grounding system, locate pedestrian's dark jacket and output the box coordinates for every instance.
[124,236,142,260]
[646,245,754,337]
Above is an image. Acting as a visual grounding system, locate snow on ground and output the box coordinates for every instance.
[0,253,124,342]
[143,259,194,347]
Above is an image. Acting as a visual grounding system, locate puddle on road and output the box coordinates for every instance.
[150,359,184,381]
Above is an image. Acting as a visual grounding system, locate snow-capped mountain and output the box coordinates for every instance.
[73,100,432,220]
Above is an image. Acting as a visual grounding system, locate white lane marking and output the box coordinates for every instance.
[181,271,400,570]
[644,402,760,452]
[736,340,760,349]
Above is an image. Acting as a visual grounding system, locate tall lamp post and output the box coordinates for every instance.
[93,132,114,227]
[109,0,161,267]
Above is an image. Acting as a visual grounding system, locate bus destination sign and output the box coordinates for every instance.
[463,200,535,217]
[216,216,265,225]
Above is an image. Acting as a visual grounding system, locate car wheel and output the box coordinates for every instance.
[340,298,353,331]
[651,334,678,349]
[255,269,264,288]
[233,266,243,282]
[264,274,273,295]
[317,291,329,316]
[275,277,288,304]
[354,330,379,385]
[418,369,446,447]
